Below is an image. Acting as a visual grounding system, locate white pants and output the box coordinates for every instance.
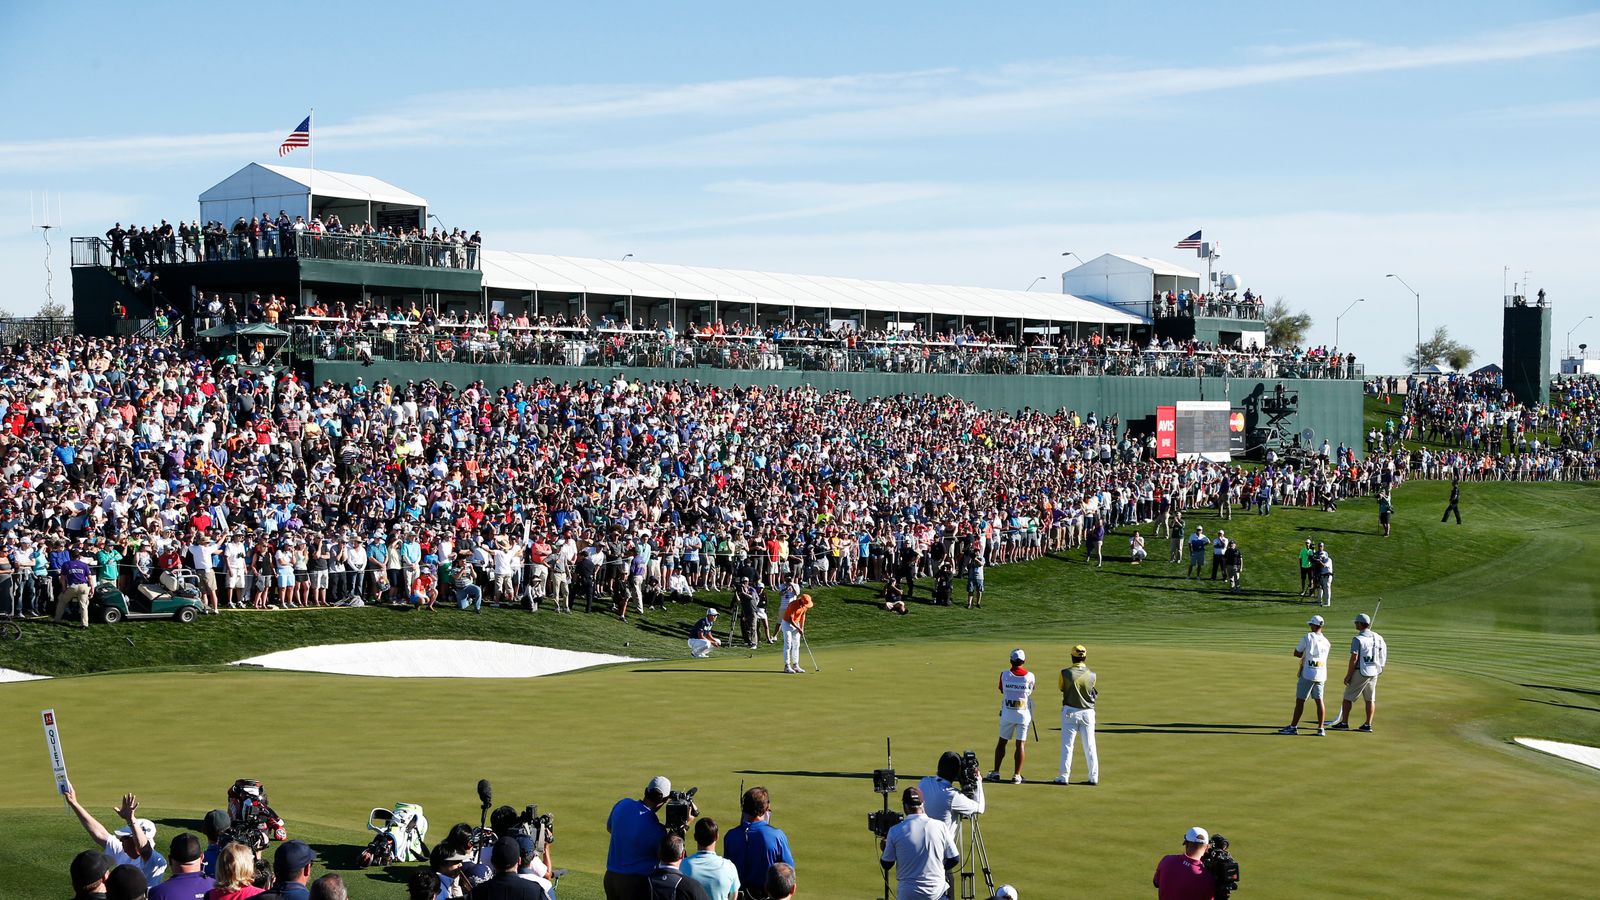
[687,638,714,658]
[1058,706,1099,783]
[781,623,802,668]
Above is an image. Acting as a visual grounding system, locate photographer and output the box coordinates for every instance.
[474,836,550,900]
[723,787,794,899]
[918,752,985,840]
[1152,827,1214,900]
[880,787,959,900]
[605,777,674,900]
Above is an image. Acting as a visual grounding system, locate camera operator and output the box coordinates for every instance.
[1152,827,1214,900]
[474,836,550,900]
[605,776,675,900]
[723,787,794,899]
[918,752,984,841]
[646,835,712,900]
[879,787,960,900]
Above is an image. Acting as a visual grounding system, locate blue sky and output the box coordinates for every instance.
[3,1,1598,371]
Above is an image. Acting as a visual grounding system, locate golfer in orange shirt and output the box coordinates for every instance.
[781,593,812,674]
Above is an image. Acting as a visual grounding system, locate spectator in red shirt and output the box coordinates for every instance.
[1153,826,1215,900]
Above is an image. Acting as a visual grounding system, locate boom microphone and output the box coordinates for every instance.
[477,779,493,829]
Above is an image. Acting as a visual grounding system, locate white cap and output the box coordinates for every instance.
[646,775,672,798]
[115,818,158,842]
[706,607,719,616]
[1010,648,1025,663]
[994,886,1020,900]
[1185,826,1209,844]
[1308,615,1325,627]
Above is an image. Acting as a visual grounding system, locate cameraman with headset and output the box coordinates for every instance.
[605,776,678,900]
[917,751,985,841]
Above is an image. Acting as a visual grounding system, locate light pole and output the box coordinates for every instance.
[621,253,634,262]
[1061,251,1087,266]
[1335,298,1364,348]
[1386,274,1421,373]
[1025,276,1046,292]
[1568,316,1592,360]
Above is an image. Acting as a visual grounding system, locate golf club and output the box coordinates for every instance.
[1326,598,1381,728]
[801,630,820,673]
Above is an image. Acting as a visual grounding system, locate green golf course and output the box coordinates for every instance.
[3,477,1598,899]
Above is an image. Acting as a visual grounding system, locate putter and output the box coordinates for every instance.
[1326,597,1381,728]
[801,631,820,673]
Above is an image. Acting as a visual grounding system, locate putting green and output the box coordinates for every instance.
[3,480,1599,898]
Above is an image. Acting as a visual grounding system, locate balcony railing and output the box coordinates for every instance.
[287,325,1363,380]
[1153,298,1265,320]
[70,232,480,270]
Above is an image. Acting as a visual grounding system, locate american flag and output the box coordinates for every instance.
[1174,230,1202,249]
[278,116,311,157]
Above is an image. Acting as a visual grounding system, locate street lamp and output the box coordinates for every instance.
[1335,298,1364,348]
[1568,316,1593,359]
[1386,274,1421,374]
[1061,251,1087,266]
[1025,276,1046,292]
[621,253,634,262]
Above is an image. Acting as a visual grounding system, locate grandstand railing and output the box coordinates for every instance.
[290,326,1364,380]
[1152,299,1265,320]
[0,316,76,343]
[71,233,480,270]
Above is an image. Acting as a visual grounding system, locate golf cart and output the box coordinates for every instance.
[90,578,206,624]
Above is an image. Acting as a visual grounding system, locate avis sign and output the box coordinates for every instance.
[1155,406,1177,459]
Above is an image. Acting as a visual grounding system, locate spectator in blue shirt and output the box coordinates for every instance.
[605,776,672,900]
[723,788,794,894]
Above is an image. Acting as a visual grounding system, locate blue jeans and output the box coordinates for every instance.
[457,584,482,611]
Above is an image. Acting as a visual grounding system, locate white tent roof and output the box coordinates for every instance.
[198,163,427,207]
[1099,253,1203,278]
[481,251,1145,324]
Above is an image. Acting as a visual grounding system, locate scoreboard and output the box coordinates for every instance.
[1158,401,1245,461]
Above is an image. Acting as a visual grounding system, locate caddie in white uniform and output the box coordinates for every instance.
[988,648,1036,784]
[1279,614,1331,736]
[1052,644,1099,786]
[1332,612,1387,732]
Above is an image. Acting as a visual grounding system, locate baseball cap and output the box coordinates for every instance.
[490,835,522,870]
[706,607,719,617]
[1308,615,1325,627]
[203,809,232,838]
[70,850,112,889]
[432,844,471,866]
[646,775,672,798]
[273,840,316,877]
[106,864,148,898]
[1010,648,1026,663]
[114,817,157,842]
[1185,826,1210,844]
[1354,613,1372,625]
[994,887,1020,900]
[169,832,203,864]
[1071,644,1088,659]
[901,786,924,807]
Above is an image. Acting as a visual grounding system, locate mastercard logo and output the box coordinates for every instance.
[1229,412,1246,432]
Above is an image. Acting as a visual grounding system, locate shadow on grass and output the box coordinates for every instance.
[632,668,789,675]
[153,816,206,833]
[1099,721,1275,735]
[1522,683,1600,699]
[735,769,887,781]
[1521,698,1600,715]
[1294,525,1373,536]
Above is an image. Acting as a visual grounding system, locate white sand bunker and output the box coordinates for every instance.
[1516,738,1600,772]
[0,667,48,683]
[234,640,640,679]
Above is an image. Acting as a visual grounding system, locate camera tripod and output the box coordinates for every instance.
[955,813,995,900]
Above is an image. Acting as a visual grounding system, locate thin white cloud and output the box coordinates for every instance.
[1468,97,1600,122]
[3,13,1598,175]
[615,180,956,235]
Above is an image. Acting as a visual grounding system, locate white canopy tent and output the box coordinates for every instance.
[481,250,1146,332]
[1062,253,1203,319]
[197,163,428,230]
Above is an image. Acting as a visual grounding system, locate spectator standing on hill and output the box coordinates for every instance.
[1377,491,1394,537]
[53,548,96,628]
[1209,530,1228,581]
[1224,540,1243,592]
[1442,477,1463,525]
[1186,526,1210,580]
[1315,544,1334,607]
[1279,615,1331,737]
[1298,539,1315,597]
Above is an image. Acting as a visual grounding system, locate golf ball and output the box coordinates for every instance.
[849,667,855,671]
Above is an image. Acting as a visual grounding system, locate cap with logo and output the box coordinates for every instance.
[1010,648,1026,663]
[1308,615,1324,627]
[646,775,672,798]
[1185,826,1210,844]
[1071,644,1088,659]
[706,607,719,617]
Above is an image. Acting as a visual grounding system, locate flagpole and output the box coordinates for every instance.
[307,107,315,222]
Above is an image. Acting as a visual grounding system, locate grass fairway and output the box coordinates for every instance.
[3,478,1599,898]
